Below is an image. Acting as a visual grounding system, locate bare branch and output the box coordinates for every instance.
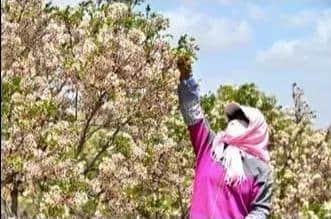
[83,118,131,175]
[76,91,107,156]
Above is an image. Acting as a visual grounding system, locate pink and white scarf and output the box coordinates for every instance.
[211,105,270,186]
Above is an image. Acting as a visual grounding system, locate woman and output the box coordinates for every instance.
[177,57,273,219]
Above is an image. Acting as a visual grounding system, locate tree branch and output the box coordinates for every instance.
[76,91,107,156]
[83,118,131,175]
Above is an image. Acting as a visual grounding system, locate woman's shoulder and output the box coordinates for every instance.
[241,151,272,179]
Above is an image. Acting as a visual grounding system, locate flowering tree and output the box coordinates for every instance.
[269,84,331,219]
[1,0,181,217]
[1,0,330,218]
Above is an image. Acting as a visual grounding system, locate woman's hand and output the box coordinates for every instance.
[180,69,192,81]
[177,56,192,81]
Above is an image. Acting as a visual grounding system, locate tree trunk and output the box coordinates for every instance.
[11,180,18,216]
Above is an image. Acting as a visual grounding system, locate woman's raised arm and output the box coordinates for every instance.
[177,76,215,159]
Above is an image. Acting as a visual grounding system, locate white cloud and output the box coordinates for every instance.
[256,9,331,73]
[282,10,320,27]
[164,8,253,52]
[247,3,265,21]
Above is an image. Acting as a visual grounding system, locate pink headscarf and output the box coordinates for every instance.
[222,104,270,162]
[211,103,269,186]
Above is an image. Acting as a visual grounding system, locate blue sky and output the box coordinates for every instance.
[53,0,331,128]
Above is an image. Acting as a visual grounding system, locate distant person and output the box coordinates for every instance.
[177,56,273,219]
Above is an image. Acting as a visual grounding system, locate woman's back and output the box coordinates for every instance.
[178,76,272,219]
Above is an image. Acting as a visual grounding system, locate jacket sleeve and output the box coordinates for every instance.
[177,76,214,158]
[246,165,273,219]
